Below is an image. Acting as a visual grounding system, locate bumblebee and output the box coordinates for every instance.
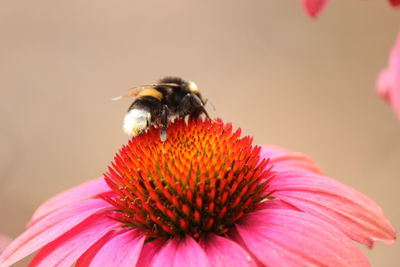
[116,77,211,140]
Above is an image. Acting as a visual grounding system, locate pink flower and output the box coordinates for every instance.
[302,0,399,18]
[377,33,400,120]
[389,0,400,7]
[0,120,395,266]
[302,0,329,18]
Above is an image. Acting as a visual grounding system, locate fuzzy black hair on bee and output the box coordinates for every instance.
[118,76,211,141]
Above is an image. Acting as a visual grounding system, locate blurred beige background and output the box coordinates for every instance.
[0,0,399,266]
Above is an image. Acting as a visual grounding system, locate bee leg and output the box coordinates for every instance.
[199,105,212,121]
[180,93,213,121]
[190,94,213,121]
[160,105,169,142]
[193,107,212,121]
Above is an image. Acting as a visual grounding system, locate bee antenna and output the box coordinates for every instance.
[205,99,216,111]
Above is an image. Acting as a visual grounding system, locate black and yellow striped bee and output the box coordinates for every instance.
[114,77,211,141]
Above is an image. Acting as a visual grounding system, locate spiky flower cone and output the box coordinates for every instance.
[104,119,272,239]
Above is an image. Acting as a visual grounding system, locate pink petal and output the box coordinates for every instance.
[376,33,400,120]
[29,213,119,267]
[388,0,400,7]
[268,170,396,247]
[0,199,111,267]
[260,145,322,174]
[391,82,400,120]
[30,177,111,226]
[76,229,145,267]
[233,208,370,266]
[135,238,166,267]
[0,234,12,254]
[302,0,329,18]
[255,198,301,211]
[377,69,391,102]
[200,234,257,267]
[151,235,210,267]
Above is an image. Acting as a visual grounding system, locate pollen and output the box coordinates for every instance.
[104,119,272,239]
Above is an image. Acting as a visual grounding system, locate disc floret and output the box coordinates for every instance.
[104,119,272,239]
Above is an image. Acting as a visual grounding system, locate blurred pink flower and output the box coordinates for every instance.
[377,33,400,120]
[0,120,395,266]
[302,0,400,18]
[302,0,328,18]
[389,0,400,7]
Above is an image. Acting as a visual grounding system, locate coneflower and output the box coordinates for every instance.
[0,120,395,266]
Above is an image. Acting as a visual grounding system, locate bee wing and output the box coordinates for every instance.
[157,83,180,87]
[111,85,156,101]
[111,83,180,101]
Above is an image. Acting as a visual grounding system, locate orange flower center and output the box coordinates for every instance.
[104,119,271,239]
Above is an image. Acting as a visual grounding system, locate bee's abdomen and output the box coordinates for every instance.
[129,96,164,120]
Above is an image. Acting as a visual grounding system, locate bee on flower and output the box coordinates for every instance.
[115,77,211,141]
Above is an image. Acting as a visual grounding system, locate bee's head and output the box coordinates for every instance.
[159,76,204,103]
